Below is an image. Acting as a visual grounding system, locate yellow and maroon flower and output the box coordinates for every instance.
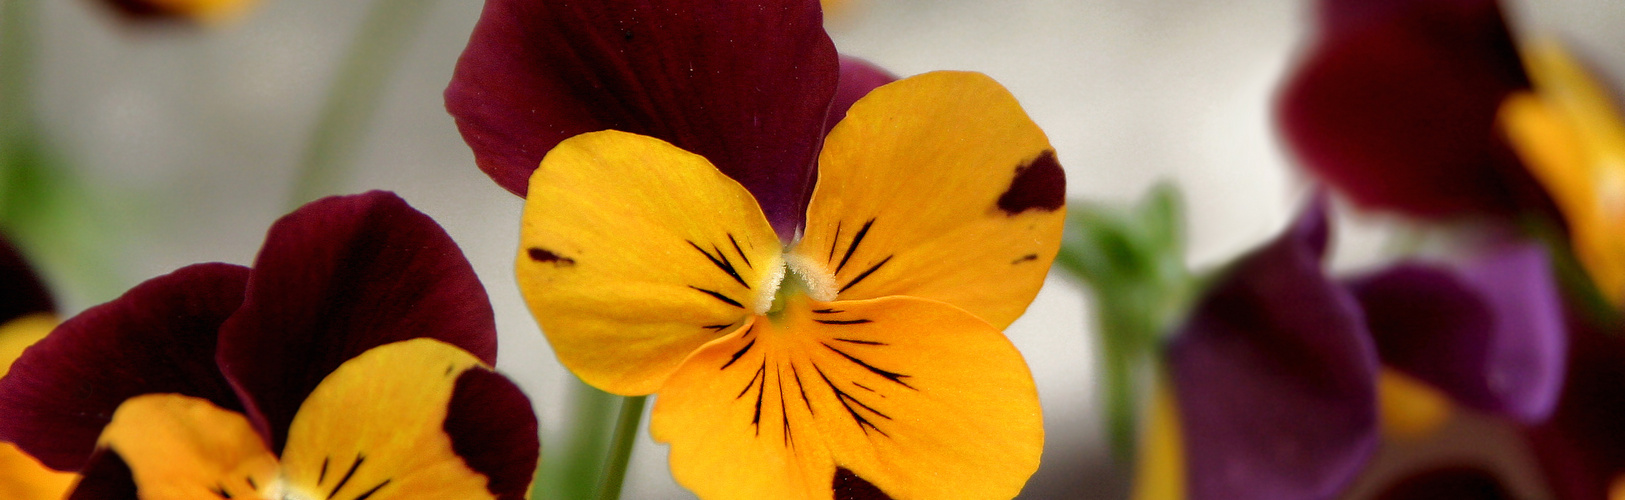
[0,236,76,500]
[446,1,1062,498]
[0,192,538,499]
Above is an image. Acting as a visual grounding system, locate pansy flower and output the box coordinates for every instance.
[446,1,1062,498]
[1277,0,1554,220]
[0,235,76,499]
[1133,197,1566,500]
[0,192,539,498]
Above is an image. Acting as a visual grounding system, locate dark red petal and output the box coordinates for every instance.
[445,0,839,237]
[66,449,138,500]
[1348,244,1566,423]
[1167,197,1380,499]
[0,263,249,472]
[1277,0,1546,219]
[1373,466,1513,500]
[0,234,55,324]
[444,368,539,499]
[216,191,497,452]
[1526,315,1625,500]
[822,56,898,137]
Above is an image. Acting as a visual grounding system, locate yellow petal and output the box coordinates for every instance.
[519,130,784,395]
[278,338,511,500]
[95,393,280,500]
[1131,377,1186,500]
[0,313,55,377]
[651,296,1043,500]
[793,71,1065,329]
[1501,40,1625,305]
[1376,369,1453,441]
[0,313,77,499]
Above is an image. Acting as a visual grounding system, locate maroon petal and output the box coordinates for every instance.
[1526,315,1625,500]
[1277,0,1545,219]
[445,0,839,237]
[0,263,249,472]
[1166,197,1380,500]
[66,449,138,500]
[1374,466,1514,500]
[0,234,54,324]
[216,191,497,452]
[822,55,898,137]
[444,368,539,499]
[1348,244,1566,423]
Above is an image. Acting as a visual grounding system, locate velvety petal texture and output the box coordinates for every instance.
[445,0,839,237]
[1277,0,1545,218]
[0,235,54,324]
[1347,243,1566,423]
[0,263,250,471]
[218,191,498,451]
[1165,199,1379,500]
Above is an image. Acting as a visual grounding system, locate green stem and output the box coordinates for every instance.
[535,379,618,500]
[288,0,437,208]
[594,395,648,500]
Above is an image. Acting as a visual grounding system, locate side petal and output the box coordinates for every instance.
[217,191,496,452]
[822,56,898,138]
[651,296,1042,500]
[518,131,782,395]
[1347,244,1566,423]
[1277,0,1541,218]
[83,394,279,499]
[277,339,537,500]
[0,263,249,472]
[1166,200,1379,500]
[0,235,54,324]
[445,0,838,236]
[793,71,1064,329]
[0,442,75,500]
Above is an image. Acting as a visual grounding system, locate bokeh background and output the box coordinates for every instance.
[15,0,1625,497]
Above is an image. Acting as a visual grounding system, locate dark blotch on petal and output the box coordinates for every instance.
[832,466,892,500]
[67,449,138,500]
[1374,466,1513,500]
[1167,198,1379,500]
[1348,244,1566,423]
[996,150,1066,215]
[0,263,249,472]
[1277,0,1551,219]
[217,191,497,452]
[0,235,55,324]
[444,368,539,498]
[526,248,575,266]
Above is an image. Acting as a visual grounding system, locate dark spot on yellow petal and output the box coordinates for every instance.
[996,150,1065,215]
[833,467,892,500]
[1012,253,1039,265]
[527,248,575,266]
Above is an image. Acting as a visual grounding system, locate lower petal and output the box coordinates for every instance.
[651,296,1042,500]
[278,338,537,500]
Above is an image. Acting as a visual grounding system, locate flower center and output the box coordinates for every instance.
[758,252,837,320]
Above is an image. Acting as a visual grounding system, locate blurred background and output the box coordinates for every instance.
[11,0,1625,497]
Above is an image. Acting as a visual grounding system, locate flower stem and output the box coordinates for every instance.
[535,379,617,500]
[288,0,437,208]
[594,395,648,500]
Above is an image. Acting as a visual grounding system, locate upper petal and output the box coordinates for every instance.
[792,71,1064,329]
[278,339,538,500]
[821,56,898,138]
[0,234,54,325]
[650,296,1042,500]
[1277,0,1543,218]
[517,131,782,395]
[445,0,839,237]
[0,263,249,472]
[1165,199,1379,500]
[1346,244,1566,423]
[216,191,497,453]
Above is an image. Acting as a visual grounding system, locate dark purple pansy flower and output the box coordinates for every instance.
[1277,0,1553,220]
[444,0,894,239]
[1166,196,1381,499]
[0,191,538,498]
